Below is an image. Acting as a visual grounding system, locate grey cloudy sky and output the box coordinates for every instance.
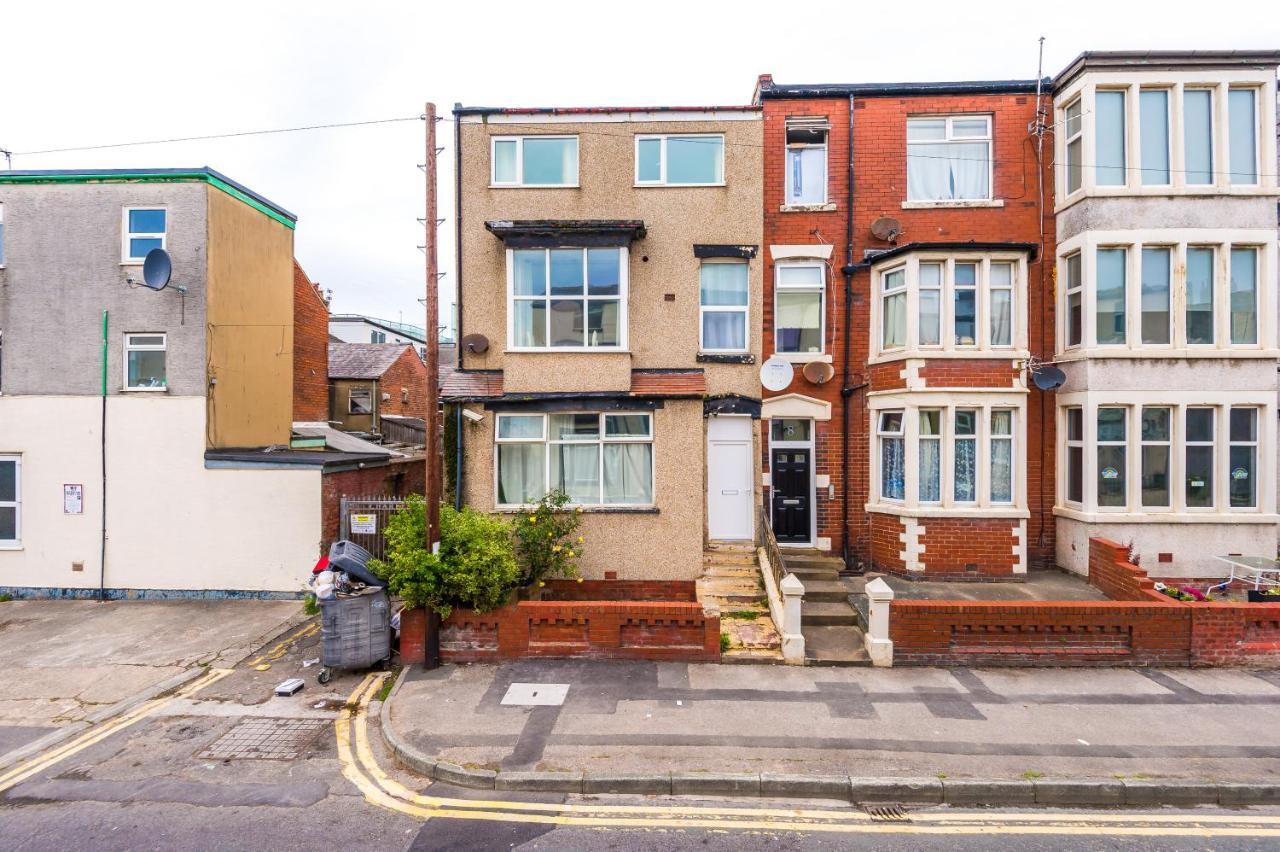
[5,1,1276,335]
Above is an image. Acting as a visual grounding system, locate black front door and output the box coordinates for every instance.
[771,448,811,543]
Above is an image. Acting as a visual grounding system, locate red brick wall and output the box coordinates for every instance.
[543,579,697,602]
[890,600,1191,667]
[292,262,330,423]
[439,600,720,662]
[1087,537,1168,603]
[869,513,906,572]
[1190,605,1280,666]
[761,91,1056,569]
[918,518,1019,578]
[916,359,1020,389]
[320,458,426,548]
[379,347,430,419]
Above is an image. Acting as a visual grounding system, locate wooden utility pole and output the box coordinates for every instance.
[423,102,441,553]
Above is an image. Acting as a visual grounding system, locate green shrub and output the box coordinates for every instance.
[511,490,583,588]
[370,495,519,620]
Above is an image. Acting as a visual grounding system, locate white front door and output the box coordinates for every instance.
[707,416,754,541]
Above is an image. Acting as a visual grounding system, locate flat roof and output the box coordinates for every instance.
[1054,49,1280,88]
[0,167,297,227]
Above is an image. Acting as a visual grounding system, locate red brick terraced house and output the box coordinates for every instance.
[755,74,1058,579]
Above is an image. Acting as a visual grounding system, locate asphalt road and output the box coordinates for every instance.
[2,620,1278,851]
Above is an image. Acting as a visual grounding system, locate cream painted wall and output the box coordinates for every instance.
[0,395,320,592]
[1057,516,1276,579]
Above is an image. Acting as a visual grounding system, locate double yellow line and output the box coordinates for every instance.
[0,667,233,796]
[336,674,1280,838]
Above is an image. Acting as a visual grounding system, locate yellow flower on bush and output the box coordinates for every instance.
[576,577,584,583]
[538,581,545,588]
[577,536,584,544]
[552,544,562,553]
[528,515,537,524]
[575,506,583,513]
[566,549,575,557]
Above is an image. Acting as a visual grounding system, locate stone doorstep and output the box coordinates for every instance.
[799,580,851,603]
[800,600,860,626]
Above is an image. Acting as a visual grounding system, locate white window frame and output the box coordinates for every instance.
[1064,252,1083,349]
[490,135,579,188]
[774,260,826,358]
[1184,407,1216,512]
[1138,87,1173,187]
[870,253,1027,360]
[493,412,655,508]
[505,246,629,352]
[1227,87,1260,187]
[1056,232,1274,357]
[917,409,942,504]
[1095,406,1129,511]
[784,118,829,206]
[121,207,167,264]
[0,454,19,548]
[1139,406,1173,509]
[0,202,6,267]
[122,332,167,392]
[952,407,979,504]
[989,408,1015,505]
[877,410,905,503]
[634,134,725,187]
[1063,97,1084,196]
[698,259,749,354]
[1228,406,1259,510]
[905,114,993,203]
[1064,406,1084,506]
[348,386,373,415]
[880,265,907,352]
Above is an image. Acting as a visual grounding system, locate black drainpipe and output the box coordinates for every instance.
[452,109,465,511]
[839,95,858,571]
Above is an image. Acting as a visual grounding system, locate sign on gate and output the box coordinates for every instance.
[350,513,377,535]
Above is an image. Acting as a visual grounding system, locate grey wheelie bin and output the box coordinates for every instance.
[317,586,391,684]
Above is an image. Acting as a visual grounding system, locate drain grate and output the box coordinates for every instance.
[198,718,329,760]
[863,803,911,822]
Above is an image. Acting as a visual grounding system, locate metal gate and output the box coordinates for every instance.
[338,496,406,561]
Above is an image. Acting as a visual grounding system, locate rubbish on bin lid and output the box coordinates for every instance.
[312,555,330,575]
[274,678,306,696]
[302,657,320,668]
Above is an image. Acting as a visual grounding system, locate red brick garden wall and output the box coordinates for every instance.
[439,600,720,663]
[543,579,697,602]
[917,518,1020,579]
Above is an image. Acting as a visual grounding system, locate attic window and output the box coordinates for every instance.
[785,118,829,205]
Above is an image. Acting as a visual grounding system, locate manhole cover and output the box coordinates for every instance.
[198,718,329,760]
[501,683,569,706]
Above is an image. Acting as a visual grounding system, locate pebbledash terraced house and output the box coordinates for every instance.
[446,48,1279,592]
[442,104,766,582]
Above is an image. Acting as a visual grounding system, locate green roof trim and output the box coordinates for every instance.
[0,168,297,230]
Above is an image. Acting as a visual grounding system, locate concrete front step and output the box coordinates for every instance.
[802,625,871,666]
[702,552,757,567]
[706,542,756,554]
[800,600,860,627]
[794,579,849,603]
[785,564,841,579]
[784,554,847,569]
[701,565,761,579]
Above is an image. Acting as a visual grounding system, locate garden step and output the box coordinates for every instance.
[783,554,847,569]
[785,568,842,584]
[794,579,849,603]
[705,542,756,554]
[800,600,860,627]
[702,568,760,581]
[803,625,871,666]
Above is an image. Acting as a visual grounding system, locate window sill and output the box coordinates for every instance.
[506,348,630,354]
[0,544,22,551]
[867,502,1029,519]
[771,352,831,364]
[634,183,726,189]
[1054,506,1278,524]
[779,203,836,213]
[1055,348,1280,361]
[901,199,1004,210]
[697,352,755,364]
[123,387,169,393]
[119,260,146,267]
[495,506,659,515]
[489,184,580,190]
[869,349,1026,365]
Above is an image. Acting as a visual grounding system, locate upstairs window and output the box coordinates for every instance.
[1063,99,1083,194]
[636,134,724,186]
[774,261,825,355]
[370,330,386,343]
[0,203,5,265]
[1183,89,1215,185]
[508,247,625,350]
[784,118,828,205]
[1139,89,1171,186]
[124,333,166,390]
[876,255,1021,355]
[1095,90,1127,186]
[906,115,991,202]
[491,136,578,187]
[122,208,166,263]
[699,261,748,352]
[1228,89,1258,185]
[1230,247,1258,345]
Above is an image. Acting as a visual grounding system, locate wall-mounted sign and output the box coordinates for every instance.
[1100,467,1119,480]
[350,513,377,535]
[63,484,84,515]
[1231,468,1249,481]
[760,357,795,392]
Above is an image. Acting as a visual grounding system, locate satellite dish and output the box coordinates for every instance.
[141,248,172,291]
[760,357,794,392]
[870,216,901,243]
[1032,365,1067,391]
[802,361,835,384]
[461,333,489,354]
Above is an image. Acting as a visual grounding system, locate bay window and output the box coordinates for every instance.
[1229,247,1258,345]
[1184,89,1214,185]
[878,411,905,501]
[699,261,748,352]
[1095,90,1127,186]
[1140,247,1171,345]
[874,254,1024,356]
[509,247,625,349]
[906,115,992,202]
[1064,253,1083,347]
[1185,247,1215,344]
[1064,99,1083,195]
[1095,248,1127,345]
[775,262,825,354]
[495,412,653,507]
[1060,402,1270,513]
[492,136,578,187]
[875,405,1021,510]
